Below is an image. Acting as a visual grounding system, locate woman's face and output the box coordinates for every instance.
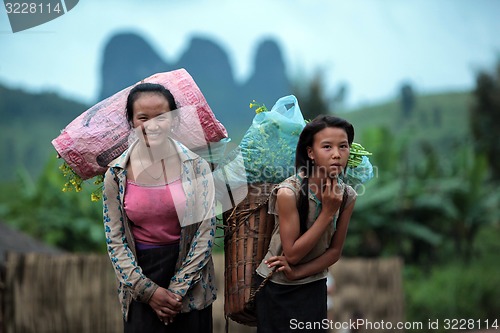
[307,127,350,178]
[131,92,173,147]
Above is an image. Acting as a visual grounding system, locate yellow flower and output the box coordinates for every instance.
[59,161,103,202]
[255,106,266,114]
[249,99,268,114]
[91,193,100,202]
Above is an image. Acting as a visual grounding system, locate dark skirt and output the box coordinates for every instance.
[124,243,213,333]
[255,276,328,333]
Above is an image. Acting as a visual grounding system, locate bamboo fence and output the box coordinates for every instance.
[329,257,405,333]
[1,253,404,333]
[3,252,122,333]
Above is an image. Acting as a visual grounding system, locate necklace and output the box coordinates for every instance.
[137,147,166,180]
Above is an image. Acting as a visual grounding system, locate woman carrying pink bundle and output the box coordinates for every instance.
[102,83,217,333]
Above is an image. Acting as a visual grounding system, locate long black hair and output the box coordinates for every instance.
[125,82,177,128]
[295,115,354,233]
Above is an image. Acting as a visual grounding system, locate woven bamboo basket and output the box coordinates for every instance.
[223,182,277,326]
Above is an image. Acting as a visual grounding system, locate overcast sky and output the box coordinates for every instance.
[1,0,499,108]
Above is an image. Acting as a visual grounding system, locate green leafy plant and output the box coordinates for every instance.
[0,156,105,252]
[348,142,372,168]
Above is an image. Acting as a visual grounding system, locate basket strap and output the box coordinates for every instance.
[247,264,277,307]
[221,167,236,208]
[338,186,349,219]
[224,199,270,240]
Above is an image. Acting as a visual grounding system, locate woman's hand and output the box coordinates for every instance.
[265,255,297,281]
[320,177,344,216]
[148,287,182,324]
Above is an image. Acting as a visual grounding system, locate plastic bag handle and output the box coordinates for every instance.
[270,95,305,123]
[271,95,298,112]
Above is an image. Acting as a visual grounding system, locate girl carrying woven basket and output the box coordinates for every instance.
[255,115,358,332]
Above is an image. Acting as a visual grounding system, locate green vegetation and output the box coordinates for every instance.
[342,90,472,149]
[0,155,104,252]
[0,85,89,181]
[404,225,500,333]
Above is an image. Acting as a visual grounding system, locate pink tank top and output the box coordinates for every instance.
[124,179,185,246]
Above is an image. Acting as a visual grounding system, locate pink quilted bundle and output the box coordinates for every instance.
[52,69,228,179]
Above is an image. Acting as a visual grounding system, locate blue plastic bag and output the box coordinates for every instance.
[239,95,306,183]
[342,155,374,186]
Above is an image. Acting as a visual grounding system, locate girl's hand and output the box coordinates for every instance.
[148,287,182,324]
[321,177,343,216]
[265,255,297,281]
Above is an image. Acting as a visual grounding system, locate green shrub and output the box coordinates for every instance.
[405,255,500,332]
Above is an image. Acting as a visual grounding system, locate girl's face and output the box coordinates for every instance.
[132,92,173,147]
[307,127,350,178]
